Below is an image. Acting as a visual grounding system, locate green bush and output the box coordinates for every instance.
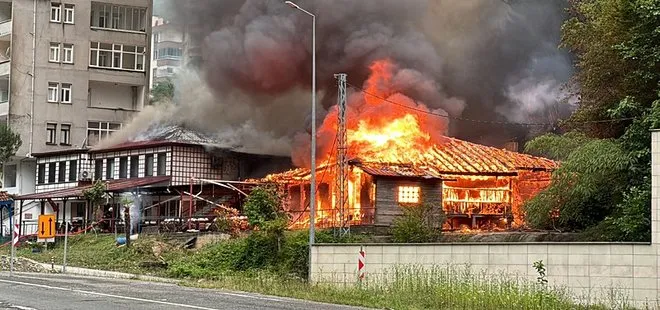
[391,204,443,243]
[243,185,282,229]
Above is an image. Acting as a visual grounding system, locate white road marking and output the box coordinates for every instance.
[0,278,221,310]
[10,306,37,310]
[6,274,284,302]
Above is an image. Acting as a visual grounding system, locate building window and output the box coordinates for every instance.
[130,155,139,178]
[48,83,59,103]
[90,3,147,32]
[50,3,61,23]
[60,124,71,145]
[37,163,45,184]
[69,160,77,182]
[46,123,57,145]
[157,48,182,60]
[49,43,60,62]
[94,159,103,180]
[156,153,166,176]
[62,44,74,63]
[90,42,145,71]
[58,161,66,183]
[398,186,420,204]
[63,4,74,24]
[60,83,72,103]
[119,157,128,179]
[86,121,122,146]
[48,162,56,183]
[153,32,160,43]
[144,154,153,177]
[106,158,115,180]
[3,164,16,188]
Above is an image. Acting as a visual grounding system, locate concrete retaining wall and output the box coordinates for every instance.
[311,242,657,306]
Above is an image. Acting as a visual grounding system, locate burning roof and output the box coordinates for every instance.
[264,136,557,183]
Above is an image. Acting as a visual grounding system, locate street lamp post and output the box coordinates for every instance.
[285,1,317,248]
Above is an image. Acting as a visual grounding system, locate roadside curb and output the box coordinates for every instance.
[21,257,179,284]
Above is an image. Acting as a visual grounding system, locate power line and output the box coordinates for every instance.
[346,82,639,127]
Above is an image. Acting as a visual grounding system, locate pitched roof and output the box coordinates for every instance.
[263,136,557,182]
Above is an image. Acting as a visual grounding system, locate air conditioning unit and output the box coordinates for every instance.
[79,170,91,181]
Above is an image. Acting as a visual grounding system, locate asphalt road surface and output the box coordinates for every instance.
[0,272,365,310]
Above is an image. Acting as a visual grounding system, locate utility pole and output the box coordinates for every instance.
[334,73,350,237]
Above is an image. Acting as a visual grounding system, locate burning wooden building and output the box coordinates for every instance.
[261,59,557,230]
[264,136,556,230]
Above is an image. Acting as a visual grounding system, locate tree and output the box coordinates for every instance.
[82,180,106,231]
[524,0,660,241]
[151,79,174,104]
[243,185,289,249]
[0,123,21,165]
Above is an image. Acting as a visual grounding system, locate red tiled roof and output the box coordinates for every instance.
[0,191,11,201]
[263,136,558,182]
[16,176,172,200]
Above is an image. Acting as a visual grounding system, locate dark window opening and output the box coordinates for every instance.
[129,155,139,178]
[106,158,114,179]
[58,161,66,183]
[145,154,153,176]
[119,157,128,179]
[94,159,103,180]
[69,160,77,182]
[157,153,166,176]
[48,163,56,183]
[38,164,46,184]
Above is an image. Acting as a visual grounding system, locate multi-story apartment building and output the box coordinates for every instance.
[150,15,182,88]
[0,0,153,197]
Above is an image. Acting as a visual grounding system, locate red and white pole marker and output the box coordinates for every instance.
[358,247,365,281]
[12,223,19,246]
[10,223,19,275]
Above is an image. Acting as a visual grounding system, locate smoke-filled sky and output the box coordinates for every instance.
[138,0,573,162]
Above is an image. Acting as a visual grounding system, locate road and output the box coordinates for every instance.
[0,273,365,310]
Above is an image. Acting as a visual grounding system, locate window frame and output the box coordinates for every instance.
[3,164,17,188]
[60,123,71,145]
[49,43,61,63]
[50,3,62,23]
[90,3,147,33]
[46,123,57,145]
[89,41,146,72]
[86,121,122,146]
[60,83,72,104]
[47,82,59,103]
[397,185,421,204]
[62,43,74,64]
[63,4,74,24]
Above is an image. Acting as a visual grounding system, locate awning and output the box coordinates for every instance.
[16,176,172,200]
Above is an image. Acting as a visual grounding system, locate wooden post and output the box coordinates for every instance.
[124,206,131,247]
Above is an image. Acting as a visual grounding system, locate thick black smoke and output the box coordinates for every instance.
[154,0,572,159]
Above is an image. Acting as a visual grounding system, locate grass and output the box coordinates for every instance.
[0,233,641,310]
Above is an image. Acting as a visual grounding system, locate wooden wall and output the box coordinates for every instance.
[374,178,443,226]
